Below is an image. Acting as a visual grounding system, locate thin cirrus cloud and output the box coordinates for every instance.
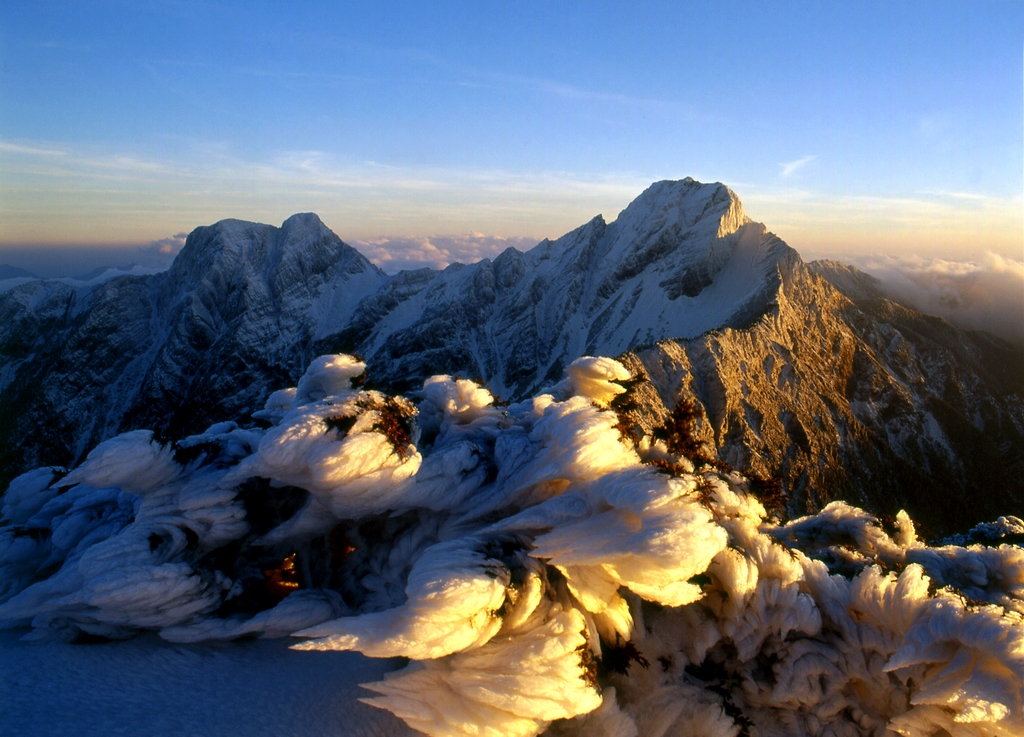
[303,37,677,111]
[779,155,817,178]
[741,187,1022,262]
[0,137,644,244]
[0,141,67,157]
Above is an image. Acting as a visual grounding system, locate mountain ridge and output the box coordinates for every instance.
[1,178,1021,533]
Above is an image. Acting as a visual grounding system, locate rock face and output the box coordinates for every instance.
[1,179,1021,533]
[615,260,1024,534]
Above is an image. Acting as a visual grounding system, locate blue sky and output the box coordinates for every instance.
[0,1,1022,267]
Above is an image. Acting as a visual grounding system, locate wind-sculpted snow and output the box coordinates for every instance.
[2,355,1023,736]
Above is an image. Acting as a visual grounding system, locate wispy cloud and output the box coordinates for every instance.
[917,115,950,137]
[737,185,1023,267]
[0,137,653,243]
[488,72,669,108]
[30,40,91,52]
[779,155,816,178]
[308,35,688,112]
[0,142,66,156]
[745,187,1020,227]
[917,189,987,201]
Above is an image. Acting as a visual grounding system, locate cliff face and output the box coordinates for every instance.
[1,179,1021,533]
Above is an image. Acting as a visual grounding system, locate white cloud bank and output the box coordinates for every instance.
[0,231,190,279]
[851,252,1024,346]
[350,234,541,273]
[148,232,188,258]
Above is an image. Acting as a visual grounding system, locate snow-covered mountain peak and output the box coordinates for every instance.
[609,178,747,244]
[562,179,755,309]
[167,214,382,296]
[280,211,329,231]
[322,178,794,402]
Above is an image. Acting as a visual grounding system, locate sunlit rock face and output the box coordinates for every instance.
[1,355,1022,737]
[1,179,1022,535]
[615,258,1024,535]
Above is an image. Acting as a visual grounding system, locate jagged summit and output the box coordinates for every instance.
[318,178,791,398]
[526,179,747,268]
[168,212,380,288]
[608,178,747,239]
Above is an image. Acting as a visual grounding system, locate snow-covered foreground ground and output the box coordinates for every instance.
[0,628,411,737]
[2,353,1023,737]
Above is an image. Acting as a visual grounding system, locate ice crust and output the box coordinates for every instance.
[1,354,1023,737]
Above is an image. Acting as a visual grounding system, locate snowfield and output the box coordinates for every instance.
[0,629,413,737]
[2,354,1023,736]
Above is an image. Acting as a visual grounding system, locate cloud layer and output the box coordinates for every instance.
[350,234,541,273]
[148,232,188,258]
[0,232,190,278]
[851,252,1024,346]
[779,155,816,178]
[742,188,1023,262]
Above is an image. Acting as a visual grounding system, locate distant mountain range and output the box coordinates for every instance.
[1,179,1020,533]
[0,265,38,280]
[0,262,167,292]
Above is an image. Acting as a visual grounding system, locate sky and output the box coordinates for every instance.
[0,1,1022,278]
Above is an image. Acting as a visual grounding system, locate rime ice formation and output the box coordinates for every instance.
[2,355,1023,737]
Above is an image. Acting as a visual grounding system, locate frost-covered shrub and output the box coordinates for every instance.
[1,354,1022,737]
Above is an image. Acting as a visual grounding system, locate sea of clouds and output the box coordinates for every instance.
[350,234,541,274]
[848,252,1024,346]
